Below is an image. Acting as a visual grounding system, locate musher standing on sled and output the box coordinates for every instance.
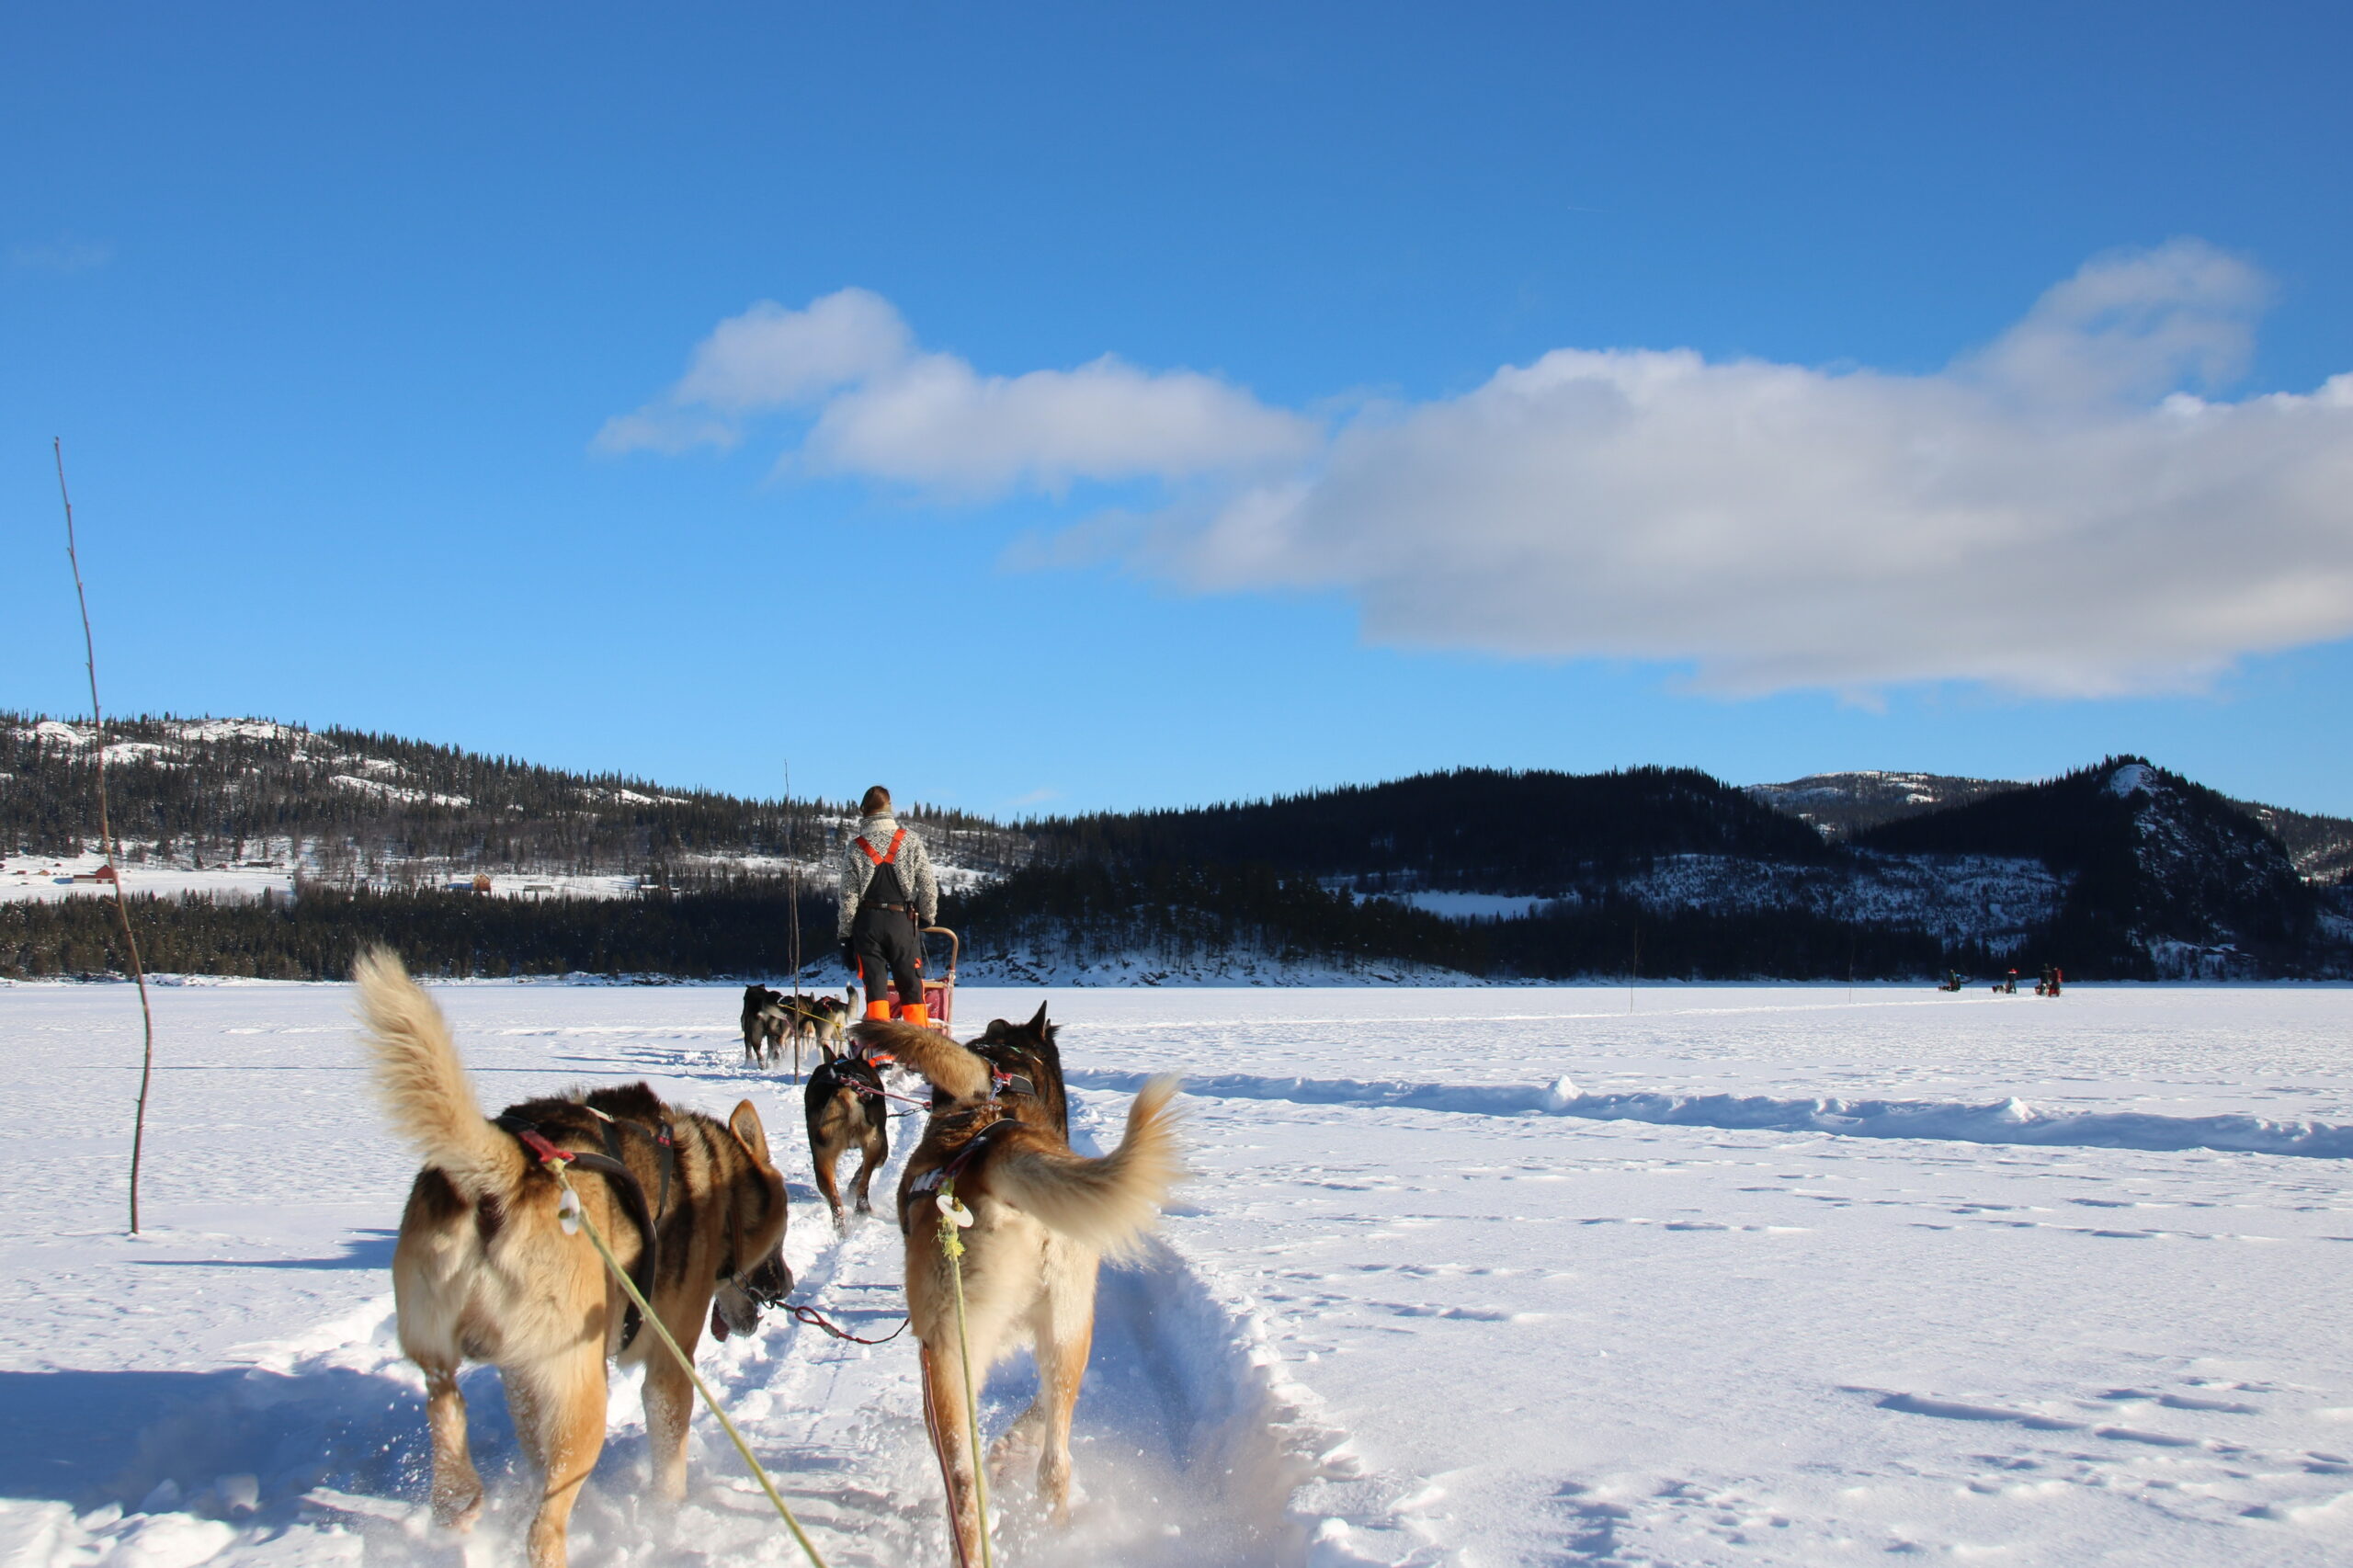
[837,784,939,1026]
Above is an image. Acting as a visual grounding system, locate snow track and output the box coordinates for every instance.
[0,1053,1317,1568]
[1065,1067,2353,1158]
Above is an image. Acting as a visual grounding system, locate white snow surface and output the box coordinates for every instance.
[4,982,2351,1567]
[0,851,296,905]
[961,948,1486,987]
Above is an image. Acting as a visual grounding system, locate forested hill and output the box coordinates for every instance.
[1856,758,2325,972]
[1025,767,1833,888]
[1745,771,2024,838]
[0,713,1025,884]
[5,715,2347,982]
[963,756,2345,983]
[1751,767,2353,882]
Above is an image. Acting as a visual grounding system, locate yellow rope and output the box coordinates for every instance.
[937,1177,994,1568]
[538,1156,831,1568]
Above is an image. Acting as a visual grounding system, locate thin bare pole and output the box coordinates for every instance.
[57,438,159,1235]
[785,760,802,1082]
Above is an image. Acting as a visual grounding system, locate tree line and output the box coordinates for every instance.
[1022,766,1835,888]
[4,874,2000,983]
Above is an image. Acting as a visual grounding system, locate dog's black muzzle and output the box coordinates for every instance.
[741,1247,793,1309]
[710,1246,793,1342]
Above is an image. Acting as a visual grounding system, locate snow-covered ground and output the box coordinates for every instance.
[1358,855,2069,953]
[960,949,1486,987]
[0,850,980,906]
[0,850,298,905]
[4,981,2350,1567]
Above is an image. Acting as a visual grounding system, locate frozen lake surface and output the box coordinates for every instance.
[3,980,2349,1566]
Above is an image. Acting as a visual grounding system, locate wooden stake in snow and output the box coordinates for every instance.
[785,758,803,1081]
[55,438,159,1235]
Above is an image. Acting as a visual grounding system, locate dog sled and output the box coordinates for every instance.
[880,925,959,1032]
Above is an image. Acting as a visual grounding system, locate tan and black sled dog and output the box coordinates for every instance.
[804,1044,891,1230]
[356,949,792,1568]
[850,1006,1183,1565]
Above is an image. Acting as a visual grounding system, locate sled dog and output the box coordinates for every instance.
[849,1006,1181,1563]
[740,983,790,1066]
[785,992,853,1060]
[358,949,792,1568]
[803,1048,891,1229]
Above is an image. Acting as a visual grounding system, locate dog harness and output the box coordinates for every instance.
[823,1056,933,1110]
[494,1111,665,1351]
[585,1103,676,1221]
[900,1114,1018,1235]
[882,1060,1041,1233]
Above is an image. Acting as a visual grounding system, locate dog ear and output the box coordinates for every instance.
[1027,1000,1050,1034]
[727,1099,773,1165]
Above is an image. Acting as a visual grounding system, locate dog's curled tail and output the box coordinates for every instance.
[354,947,523,1200]
[992,1075,1185,1260]
[848,1018,993,1103]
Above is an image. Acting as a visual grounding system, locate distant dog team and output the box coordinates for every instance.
[740,983,854,1069]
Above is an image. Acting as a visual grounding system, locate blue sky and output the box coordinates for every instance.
[6,4,2349,815]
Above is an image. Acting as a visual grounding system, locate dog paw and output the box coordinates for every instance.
[432,1492,484,1534]
[986,1426,1043,1481]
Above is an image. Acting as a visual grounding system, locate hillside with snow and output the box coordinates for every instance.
[982,759,2347,981]
[0,714,1012,902]
[1751,767,2353,884]
[5,717,2347,982]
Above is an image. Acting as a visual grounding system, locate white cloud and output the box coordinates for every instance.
[604,245,2353,699]
[804,351,1318,493]
[597,287,1314,484]
[1961,238,2270,406]
[596,289,912,453]
[670,289,913,411]
[1131,242,2353,698]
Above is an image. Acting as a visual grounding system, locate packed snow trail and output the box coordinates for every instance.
[1064,1067,2353,1158]
[0,1001,1316,1568]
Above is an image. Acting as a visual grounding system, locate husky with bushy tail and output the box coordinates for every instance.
[850,1006,1183,1565]
[357,948,791,1568]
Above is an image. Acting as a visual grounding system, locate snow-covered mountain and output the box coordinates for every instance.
[0,712,1015,899]
[5,718,2345,981]
[1745,770,2024,838]
[1751,766,2353,886]
[1859,758,2330,979]
[1348,760,2335,977]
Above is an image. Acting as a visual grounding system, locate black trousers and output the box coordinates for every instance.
[852,903,924,1009]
